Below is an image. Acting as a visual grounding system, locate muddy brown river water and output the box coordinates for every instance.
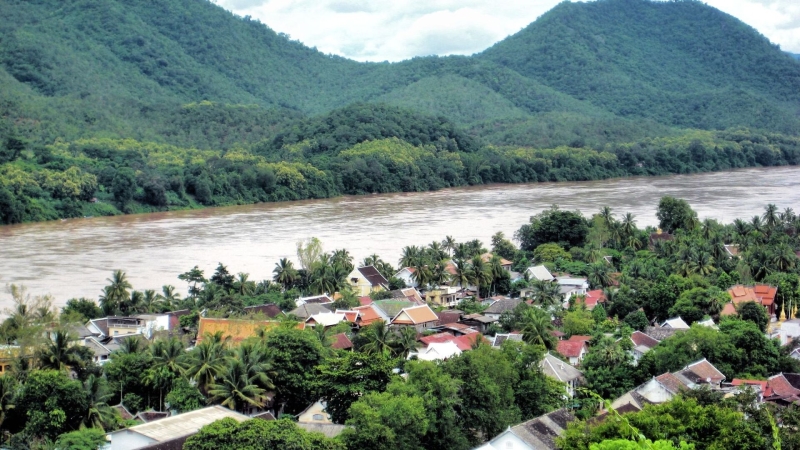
[1,166,798,310]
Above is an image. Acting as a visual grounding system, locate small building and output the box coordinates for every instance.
[660,317,690,330]
[480,253,513,271]
[391,305,439,332]
[474,409,575,450]
[347,266,389,297]
[295,295,333,308]
[104,406,249,450]
[492,333,523,348]
[630,331,660,364]
[556,341,588,366]
[556,278,589,306]
[525,265,555,282]
[574,290,606,311]
[727,284,778,317]
[425,286,460,308]
[409,341,462,361]
[458,314,497,333]
[330,333,353,350]
[539,353,582,397]
[394,267,417,288]
[288,302,334,320]
[304,313,347,329]
[297,400,333,424]
[483,298,522,320]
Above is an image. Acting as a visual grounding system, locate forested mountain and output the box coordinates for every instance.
[1,0,800,224]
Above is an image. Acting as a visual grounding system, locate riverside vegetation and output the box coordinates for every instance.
[2,0,800,224]
[2,198,800,449]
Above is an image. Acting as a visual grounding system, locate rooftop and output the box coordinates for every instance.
[356,266,389,287]
[111,406,249,442]
[539,353,582,382]
[196,317,280,343]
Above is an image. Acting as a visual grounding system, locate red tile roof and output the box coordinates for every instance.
[768,374,800,398]
[732,379,772,397]
[567,335,592,343]
[720,302,737,316]
[358,296,373,306]
[353,305,382,326]
[436,310,462,325]
[452,333,489,351]
[557,340,587,359]
[656,372,690,394]
[330,333,353,350]
[419,332,457,346]
[576,290,606,310]
[727,284,777,307]
[631,331,659,349]
[681,359,725,384]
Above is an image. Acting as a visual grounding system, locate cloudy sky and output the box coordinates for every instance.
[211,0,800,62]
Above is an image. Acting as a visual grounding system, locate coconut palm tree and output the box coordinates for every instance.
[450,258,470,288]
[82,374,116,430]
[488,255,505,295]
[441,236,457,256]
[362,254,383,268]
[185,339,228,395]
[208,359,268,413]
[392,327,419,358]
[427,241,447,261]
[360,321,393,356]
[621,213,637,237]
[159,285,181,310]
[151,338,188,378]
[330,248,354,274]
[763,204,780,228]
[233,273,257,297]
[37,330,84,372]
[587,262,612,289]
[411,265,432,290]
[599,206,615,230]
[141,289,162,313]
[531,279,563,309]
[102,270,132,315]
[399,246,424,268]
[232,342,275,392]
[520,307,556,350]
[272,258,298,290]
[771,243,797,272]
[468,255,492,294]
[118,336,145,354]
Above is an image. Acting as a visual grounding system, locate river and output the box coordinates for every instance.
[0,166,798,311]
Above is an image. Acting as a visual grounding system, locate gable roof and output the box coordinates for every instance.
[391,304,438,325]
[305,313,347,327]
[679,358,725,384]
[556,340,587,359]
[661,317,690,330]
[768,373,800,399]
[732,379,772,397]
[356,266,389,287]
[539,353,582,383]
[575,290,606,310]
[413,341,462,361]
[630,331,660,349]
[110,406,249,443]
[505,409,576,450]
[484,298,522,315]
[644,326,677,341]
[288,302,334,319]
[526,265,555,281]
[196,317,280,343]
[330,333,353,350]
[481,253,513,266]
[372,299,416,318]
[452,333,489,351]
[493,333,523,347]
[567,335,592,343]
[419,332,456,346]
[655,372,691,394]
[243,303,283,318]
[727,284,777,307]
[352,304,385,325]
[296,294,333,306]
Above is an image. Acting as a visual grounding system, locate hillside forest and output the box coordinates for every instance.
[2,0,800,224]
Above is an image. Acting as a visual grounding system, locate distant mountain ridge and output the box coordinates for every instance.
[1,0,799,149]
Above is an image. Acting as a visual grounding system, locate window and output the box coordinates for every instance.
[312,414,324,421]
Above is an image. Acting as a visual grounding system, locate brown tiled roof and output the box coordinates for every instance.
[436,310,462,325]
[655,372,690,394]
[357,266,389,287]
[330,333,353,350]
[243,303,283,318]
[392,305,438,325]
[720,302,737,316]
[727,284,777,307]
[768,374,800,398]
[113,404,134,420]
[452,333,489,351]
[507,408,576,450]
[631,331,660,349]
[134,411,170,423]
[419,332,456,346]
[782,373,800,390]
[480,253,513,266]
[732,379,772,397]
[484,298,522,314]
[557,340,587,358]
[680,359,725,384]
[352,305,383,326]
[567,335,592,343]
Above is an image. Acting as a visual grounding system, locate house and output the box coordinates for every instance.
[724,244,740,258]
[452,333,489,351]
[426,286,460,308]
[730,379,771,401]
[481,253,513,271]
[195,317,280,343]
[288,302,334,320]
[409,341,462,361]
[660,317,690,330]
[555,278,589,305]
[474,409,575,450]
[84,336,120,366]
[305,313,347,328]
[539,353,582,397]
[372,299,417,320]
[419,332,457,346]
[727,284,778,317]
[87,317,147,339]
[574,290,606,311]
[330,333,353,350]
[764,373,800,405]
[389,287,424,304]
[630,331,660,363]
[676,358,726,388]
[347,266,389,296]
[295,294,333,307]
[525,265,555,282]
[436,309,463,326]
[780,319,800,345]
[441,322,479,336]
[644,325,678,341]
[351,304,388,327]
[390,304,439,332]
[556,341,588,366]
[458,314,497,333]
[297,400,333,424]
[492,333,523,348]
[104,406,249,450]
[483,298,522,320]
[394,267,417,288]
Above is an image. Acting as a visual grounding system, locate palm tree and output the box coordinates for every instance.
[233,273,257,297]
[531,279,563,309]
[142,289,162,313]
[599,206,615,230]
[118,336,145,354]
[272,258,299,290]
[186,339,228,394]
[330,248,354,274]
[233,342,275,392]
[102,270,132,315]
[488,255,505,295]
[690,252,716,276]
[360,321,393,356]
[429,261,450,288]
[0,376,16,429]
[392,327,419,358]
[587,262,612,289]
[441,236,457,256]
[83,374,116,430]
[399,246,423,268]
[209,360,268,413]
[159,285,181,310]
[427,241,447,261]
[151,338,188,378]
[37,330,83,372]
[362,254,383,267]
[621,213,637,238]
[450,258,470,288]
[771,243,797,272]
[411,264,432,290]
[626,235,642,251]
[468,255,492,295]
[763,204,780,228]
[520,307,556,350]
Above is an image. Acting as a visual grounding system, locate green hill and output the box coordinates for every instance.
[2,0,800,224]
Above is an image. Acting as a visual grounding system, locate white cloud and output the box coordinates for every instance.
[212,0,800,61]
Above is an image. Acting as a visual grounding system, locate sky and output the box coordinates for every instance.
[211,0,800,62]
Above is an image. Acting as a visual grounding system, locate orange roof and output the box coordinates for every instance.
[481,253,513,266]
[557,340,587,358]
[391,305,438,325]
[732,379,772,397]
[727,284,777,306]
[353,305,383,326]
[720,302,737,316]
[452,333,489,351]
[445,262,458,276]
[336,310,360,323]
[567,335,592,343]
[196,317,281,343]
[358,296,373,306]
[419,332,456,346]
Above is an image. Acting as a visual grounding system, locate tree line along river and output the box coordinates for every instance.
[0,166,798,311]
